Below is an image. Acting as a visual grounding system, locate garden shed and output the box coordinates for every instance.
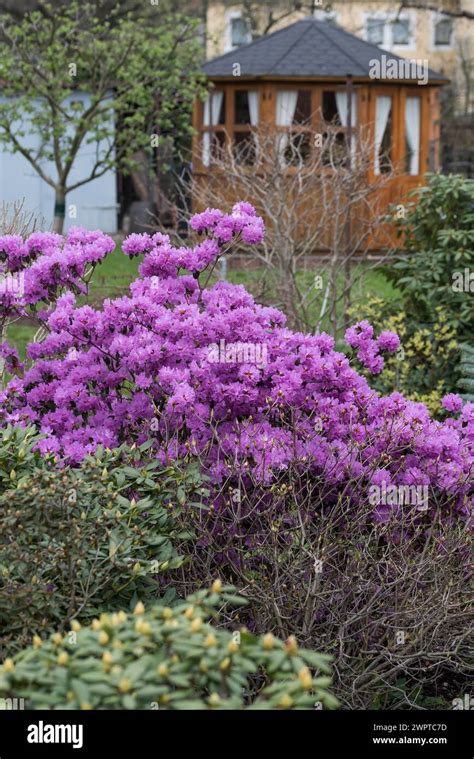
[193,18,448,250]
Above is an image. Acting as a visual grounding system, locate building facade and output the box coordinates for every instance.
[206,1,474,114]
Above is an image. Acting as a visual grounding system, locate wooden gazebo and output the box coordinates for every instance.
[192,18,448,251]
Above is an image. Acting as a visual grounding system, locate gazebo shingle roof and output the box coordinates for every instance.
[203,18,447,82]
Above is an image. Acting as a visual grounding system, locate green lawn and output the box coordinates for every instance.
[87,242,140,303]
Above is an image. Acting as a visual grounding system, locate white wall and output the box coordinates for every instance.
[0,92,118,233]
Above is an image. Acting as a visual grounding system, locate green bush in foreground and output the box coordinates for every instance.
[0,429,205,656]
[0,584,337,710]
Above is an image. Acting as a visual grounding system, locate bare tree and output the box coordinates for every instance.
[238,1,331,38]
[399,1,474,20]
[458,36,474,114]
[163,117,396,338]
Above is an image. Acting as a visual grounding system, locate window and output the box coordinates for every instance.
[233,90,259,165]
[294,90,312,125]
[225,12,251,51]
[392,19,410,45]
[200,88,261,168]
[234,90,255,124]
[435,17,453,46]
[276,90,313,166]
[367,18,385,45]
[201,91,226,167]
[365,14,414,47]
[322,92,341,125]
[321,90,357,167]
[375,96,393,175]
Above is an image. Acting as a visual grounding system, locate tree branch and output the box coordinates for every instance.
[399,1,474,19]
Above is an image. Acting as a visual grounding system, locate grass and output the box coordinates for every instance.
[212,261,400,333]
[87,242,140,303]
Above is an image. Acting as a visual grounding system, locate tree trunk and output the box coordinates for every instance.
[53,187,66,234]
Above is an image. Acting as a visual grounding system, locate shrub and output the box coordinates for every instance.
[458,343,474,402]
[167,467,472,710]
[0,585,337,710]
[0,424,42,485]
[1,206,472,534]
[0,433,205,657]
[0,227,114,385]
[388,173,474,341]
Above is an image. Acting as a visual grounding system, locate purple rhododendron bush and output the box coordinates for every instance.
[0,204,472,709]
[1,204,473,523]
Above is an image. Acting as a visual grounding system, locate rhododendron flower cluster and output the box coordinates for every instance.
[0,205,472,527]
[0,227,115,316]
[344,321,400,374]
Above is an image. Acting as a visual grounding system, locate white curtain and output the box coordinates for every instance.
[374,96,392,175]
[405,97,421,175]
[335,92,358,166]
[248,91,259,126]
[276,90,298,166]
[202,91,224,167]
[335,92,358,128]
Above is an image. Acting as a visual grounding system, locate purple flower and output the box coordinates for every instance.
[0,205,471,539]
[377,331,400,353]
[442,393,463,413]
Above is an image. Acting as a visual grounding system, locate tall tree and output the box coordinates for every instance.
[0,0,206,232]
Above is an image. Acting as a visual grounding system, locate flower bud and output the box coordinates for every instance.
[204,633,217,648]
[262,633,274,650]
[278,693,293,709]
[208,693,220,707]
[284,635,298,654]
[190,617,202,633]
[298,666,313,691]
